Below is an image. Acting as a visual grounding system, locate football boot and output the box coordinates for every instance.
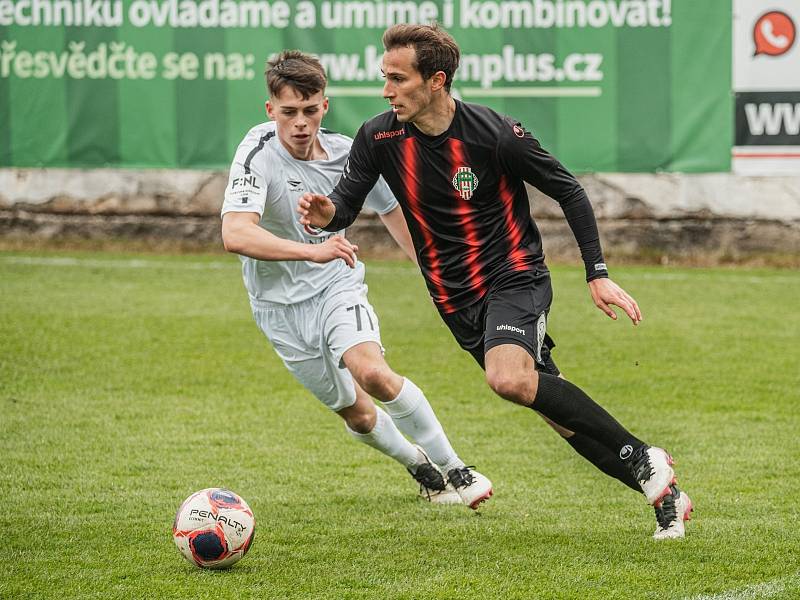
[653,484,693,540]
[628,445,675,505]
[446,466,493,510]
[409,446,463,505]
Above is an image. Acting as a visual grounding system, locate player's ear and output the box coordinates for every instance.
[430,70,447,93]
[322,97,329,115]
[266,100,274,119]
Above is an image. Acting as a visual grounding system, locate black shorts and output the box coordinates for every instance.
[439,267,559,375]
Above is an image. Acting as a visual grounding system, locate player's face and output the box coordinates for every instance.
[381,47,435,124]
[266,87,328,160]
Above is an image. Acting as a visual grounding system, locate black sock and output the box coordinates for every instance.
[533,372,644,461]
[565,432,641,493]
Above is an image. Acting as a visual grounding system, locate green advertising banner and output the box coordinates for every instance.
[0,0,731,172]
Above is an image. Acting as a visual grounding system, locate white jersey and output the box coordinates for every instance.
[221,121,398,305]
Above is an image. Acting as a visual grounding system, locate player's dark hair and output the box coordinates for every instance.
[265,50,327,100]
[382,24,460,92]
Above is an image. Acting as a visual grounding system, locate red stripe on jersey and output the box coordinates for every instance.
[499,174,529,270]
[401,137,454,312]
[447,138,487,298]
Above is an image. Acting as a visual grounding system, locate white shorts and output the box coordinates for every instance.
[251,275,383,412]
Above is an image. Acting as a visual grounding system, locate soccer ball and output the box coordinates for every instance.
[172,488,255,569]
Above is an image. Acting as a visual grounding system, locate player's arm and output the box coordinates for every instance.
[498,123,641,324]
[222,132,357,267]
[378,205,418,265]
[297,124,380,231]
[221,211,358,268]
[364,174,417,265]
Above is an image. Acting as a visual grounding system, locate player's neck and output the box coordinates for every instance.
[412,95,456,137]
[284,138,328,162]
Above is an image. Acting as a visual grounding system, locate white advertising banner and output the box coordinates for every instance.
[733,0,800,174]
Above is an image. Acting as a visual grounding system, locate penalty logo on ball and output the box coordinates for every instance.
[173,488,255,570]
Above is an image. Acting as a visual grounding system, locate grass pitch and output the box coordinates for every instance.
[2,251,799,600]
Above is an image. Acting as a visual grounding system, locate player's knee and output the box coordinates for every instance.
[485,368,529,405]
[344,409,376,434]
[353,364,393,398]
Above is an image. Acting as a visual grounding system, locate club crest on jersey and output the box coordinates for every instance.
[452,166,479,200]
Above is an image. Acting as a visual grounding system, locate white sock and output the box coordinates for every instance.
[345,406,420,470]
[382,378,465,474]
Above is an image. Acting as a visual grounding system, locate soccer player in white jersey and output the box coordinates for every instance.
[220,50,492,509]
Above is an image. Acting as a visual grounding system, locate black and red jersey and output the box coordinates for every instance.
[327,100,608,313]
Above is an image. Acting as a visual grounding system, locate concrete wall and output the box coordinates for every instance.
[1,168,799,264]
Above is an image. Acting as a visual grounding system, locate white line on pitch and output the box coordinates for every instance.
[0,256,235,270]
[684,573,798,600]
[2,256,798,285]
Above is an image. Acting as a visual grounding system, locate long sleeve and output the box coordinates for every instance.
[497,122,609,281]
[325,124,382,231]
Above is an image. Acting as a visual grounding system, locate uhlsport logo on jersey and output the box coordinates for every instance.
[373,128,405,141]
[452,166,479,200]
[753,11,796,57]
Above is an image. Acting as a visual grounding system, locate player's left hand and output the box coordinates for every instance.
[297,193,335,228]
[588,278,642,325]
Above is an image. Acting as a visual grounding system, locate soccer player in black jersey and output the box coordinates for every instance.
[298,24,693,539]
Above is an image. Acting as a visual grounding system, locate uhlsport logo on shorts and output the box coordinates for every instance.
[496,324,525,336]
[452,166,479,200]
[619,444,634,460]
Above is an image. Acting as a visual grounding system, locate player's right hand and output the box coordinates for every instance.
[309,235,359,268]
[588,277,642,325]
[297,193,335,228]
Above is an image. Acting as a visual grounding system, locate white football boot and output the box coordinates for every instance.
[628,445,676,505]
[653,484,693,540]
[446,466,493,510]
[409,446,463,505]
